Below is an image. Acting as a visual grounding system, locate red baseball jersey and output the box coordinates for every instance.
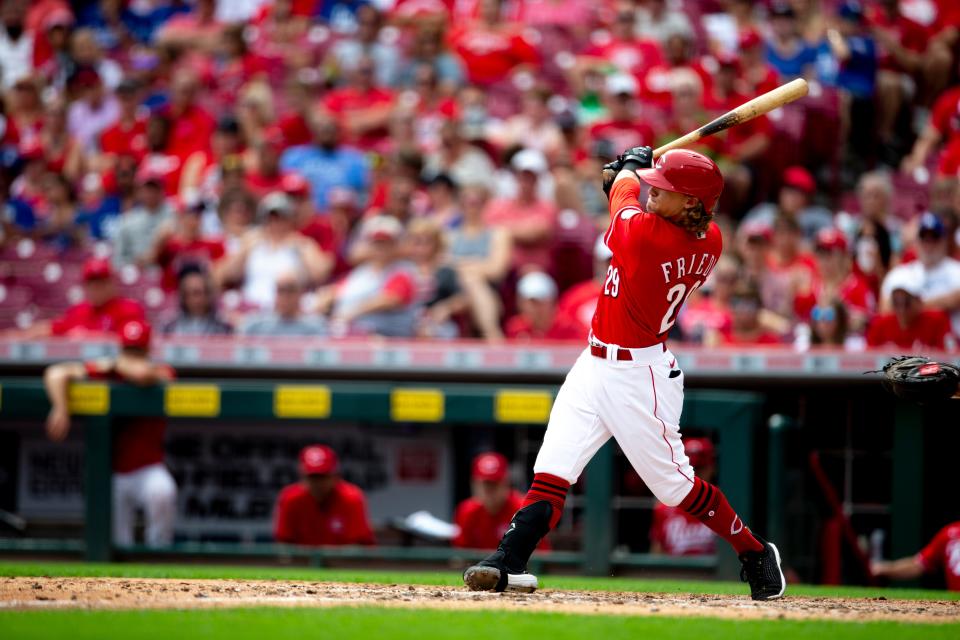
[452,490,550,550]
[918,521,960,591]
[51,297,146,337]
[594,179,722,348]
[85,360,175,473]
[273,480,375,546]
[865,310,954,351]
[649,503,716,556]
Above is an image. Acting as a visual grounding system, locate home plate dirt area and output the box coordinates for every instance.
[1,577,958,623]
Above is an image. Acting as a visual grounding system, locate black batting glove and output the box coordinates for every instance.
[601,159,622,197]
[620,146,653,172]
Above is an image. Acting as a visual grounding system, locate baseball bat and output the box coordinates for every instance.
[651,78,809,159]
[602,78,809,185]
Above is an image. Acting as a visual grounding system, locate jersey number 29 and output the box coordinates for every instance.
[659,280,702,334]
[603,266,620,298]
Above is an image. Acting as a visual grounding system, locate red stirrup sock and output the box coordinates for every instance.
[521,473,570,529]
[678,476,764,555]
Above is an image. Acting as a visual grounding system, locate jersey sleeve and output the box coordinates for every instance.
[604,178,657,262]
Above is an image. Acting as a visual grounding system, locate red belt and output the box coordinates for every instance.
[589,344,634,361]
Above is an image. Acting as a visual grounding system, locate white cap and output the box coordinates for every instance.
[517,271,558,301]
[257,191,294,220]
[606,73,638,96]
[594,235,613,260]
[884,267,923,298]
[511,148,548,174]
[362,215,405,241]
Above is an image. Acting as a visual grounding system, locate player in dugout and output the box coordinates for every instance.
[43,319,178,547]
[273,444,375,546]
[453,452,550,551]
[872,521,960,591]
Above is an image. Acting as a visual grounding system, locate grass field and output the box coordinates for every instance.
[1,561,958,640]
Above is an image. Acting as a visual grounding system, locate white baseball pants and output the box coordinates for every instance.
[534,345,696,507]
[113,463,177,546]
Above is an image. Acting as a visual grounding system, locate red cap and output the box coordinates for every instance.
[280,173,310,197]
[815,228,848,253]
[119,319,151,350]
[684,437,715,468]
[742,219,773,242]
[299,445,339,475]
[19,138,45,161]
[738,28,762,50]
[782,166,816,194]
[135,165,165,186]
[716,52,740,70]
[471,452,509,482]
[636,149,724,212]
[82,257,113,281]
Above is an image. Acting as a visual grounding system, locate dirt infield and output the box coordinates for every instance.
[1,577,958,623]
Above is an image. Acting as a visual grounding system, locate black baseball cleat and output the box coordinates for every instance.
[463,550,539,593]
[739,537,787,601]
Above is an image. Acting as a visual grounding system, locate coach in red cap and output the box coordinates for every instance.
[43,319,178,546]
[273,445,375,546]
[649,437,717,557]
[18,257,146,338]
[452,453,550,550]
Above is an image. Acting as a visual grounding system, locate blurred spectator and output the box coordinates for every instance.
[424,120,496,189]
[217,191,332,309]
[322,215,418,337]
[75,172,121,240]
[42,319,177,546]
[854,217,893,298]
[245,135,285,200]
[453,452,548,550]
[161,69,216,162]
[580,2,663,82]
[321,54,395,150]
[180,115,244,202]
[273,444,375,546]
[395,24,465,93]
[161,264,232,336]
[742,166,833,241]
[868,268,955,350]
[156,0,223,53]
[424,173,461,229]
[113,170,175,267]
[69,27,122,90]
[588,74,656,154]
[279,112,370,211]
[328,5,399,88]
[0,1,34,89]
[17,257,145,338]
[808,299,851,348]
[147,195,226,291]
[505,271,582,340]
[216,188,257,254]
[556,235,612,337]
[764,2,817,80]
[650,438,716,556]
[448,184,512,341]
[872,520,960,591]
[766,214,819,319]
[447,0,539,87]
[406,218,464,339]
[881,213,960,334]
[242,269,327,336]
[487,87,564,156]
[484,149,557,272]
[797,228,876,330]
[903,74,960,175]
[853,170,901,253]
[719,282,785,345]
[35,172,84,251]
[40,95,81,181]
[634,0,694,44]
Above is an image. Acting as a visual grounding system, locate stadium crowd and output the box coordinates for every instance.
[1,0,960,350]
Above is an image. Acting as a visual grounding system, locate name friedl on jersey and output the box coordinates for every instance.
[660,252,718,284]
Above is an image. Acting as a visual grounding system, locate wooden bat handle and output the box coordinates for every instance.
[652,78,809,159]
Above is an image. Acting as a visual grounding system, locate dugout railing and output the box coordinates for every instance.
[0,379,766,579]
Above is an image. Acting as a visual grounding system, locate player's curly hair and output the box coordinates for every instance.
[679,201,713,236]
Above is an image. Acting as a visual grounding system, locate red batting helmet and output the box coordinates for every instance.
[636,149,724,212]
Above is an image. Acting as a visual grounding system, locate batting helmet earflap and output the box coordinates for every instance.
[635,149,724,212]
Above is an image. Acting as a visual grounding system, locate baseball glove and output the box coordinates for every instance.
[876,356,960,404]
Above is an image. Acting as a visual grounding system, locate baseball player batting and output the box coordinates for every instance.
[463,146,787,601]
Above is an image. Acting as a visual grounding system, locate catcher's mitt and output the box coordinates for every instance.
[876,356,960,404]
